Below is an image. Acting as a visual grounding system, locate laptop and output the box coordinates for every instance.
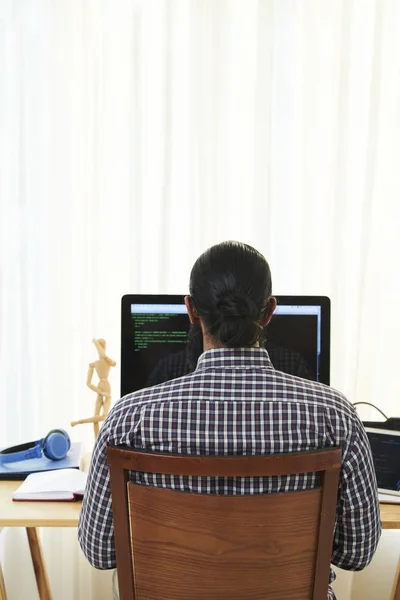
[365,428,400,498]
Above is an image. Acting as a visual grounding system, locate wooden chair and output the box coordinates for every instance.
[106,445,341,600]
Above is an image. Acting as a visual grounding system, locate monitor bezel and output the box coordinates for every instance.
[121,294,331,397]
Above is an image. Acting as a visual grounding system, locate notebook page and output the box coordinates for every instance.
[14,468,87,496]
[379,493,400,504]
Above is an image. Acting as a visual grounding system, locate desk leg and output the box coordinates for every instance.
[391,558,400,600]
[0,562,7,600]
[26,528,52,600]
[0,527,8,600]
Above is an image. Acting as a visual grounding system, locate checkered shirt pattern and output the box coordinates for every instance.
[79,348,381,600]
[147,344,311,387]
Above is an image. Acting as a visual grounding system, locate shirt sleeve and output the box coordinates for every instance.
[331,413,382,570]
[78,417,116,569]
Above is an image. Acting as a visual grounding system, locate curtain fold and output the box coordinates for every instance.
[1,1,399,598]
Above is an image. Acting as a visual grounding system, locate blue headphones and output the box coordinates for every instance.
[0,429,71,465]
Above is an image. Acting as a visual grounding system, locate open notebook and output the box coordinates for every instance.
[13,468,88,501]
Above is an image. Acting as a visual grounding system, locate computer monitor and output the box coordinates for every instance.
[121,295,330,397]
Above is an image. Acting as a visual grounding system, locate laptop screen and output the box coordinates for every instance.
[366,428,400,494]
[121,295,330,396]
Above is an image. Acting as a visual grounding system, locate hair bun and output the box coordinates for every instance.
[216,292,254,321]
[219,317,261,347]
[216,292,262,347]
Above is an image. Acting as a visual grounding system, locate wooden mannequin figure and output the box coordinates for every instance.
[71,339,116,439]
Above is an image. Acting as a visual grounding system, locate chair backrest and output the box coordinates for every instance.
[106,445,341,600]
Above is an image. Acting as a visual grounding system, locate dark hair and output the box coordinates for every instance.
[189,241,272,347]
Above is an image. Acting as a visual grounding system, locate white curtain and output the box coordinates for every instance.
[0,1,399,598]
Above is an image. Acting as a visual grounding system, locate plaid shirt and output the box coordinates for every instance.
[79,348,381,599]
[147,344,311,387]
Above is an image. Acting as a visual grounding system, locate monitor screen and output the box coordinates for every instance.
[121,295,330,396]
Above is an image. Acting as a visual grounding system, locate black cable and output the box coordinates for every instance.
[353,402,388,420]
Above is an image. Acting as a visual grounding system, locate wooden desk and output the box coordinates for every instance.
[0,480,81,600]
[381,502,400,531]
[0,481,81,528]
[0,479,399,600]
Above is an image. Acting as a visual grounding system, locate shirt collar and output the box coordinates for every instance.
[195,347,275,372]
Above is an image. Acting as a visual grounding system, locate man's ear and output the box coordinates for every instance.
[185,295,200,325]
[260,296,277,327]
